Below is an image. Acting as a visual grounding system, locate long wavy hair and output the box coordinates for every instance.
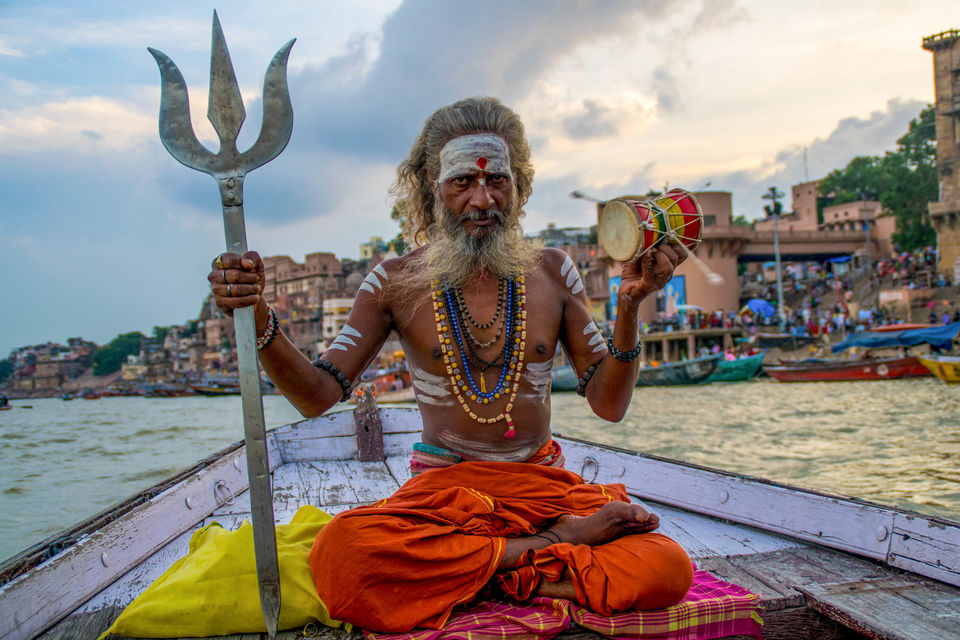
[392,96,535,248]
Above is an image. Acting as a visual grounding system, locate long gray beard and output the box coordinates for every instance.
[425,203,536,286]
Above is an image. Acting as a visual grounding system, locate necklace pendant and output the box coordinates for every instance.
[503,414,516,439]
[480,372,486,394]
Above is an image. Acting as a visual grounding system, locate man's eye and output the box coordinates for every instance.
[452,176,471,185]
[489,174,508,184]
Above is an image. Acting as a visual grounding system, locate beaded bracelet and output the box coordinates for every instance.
[576,362,599,397]
[313,358,353,402]
[256,307,279,351]
[607,336,642,362]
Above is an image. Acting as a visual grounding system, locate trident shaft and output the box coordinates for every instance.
[149,11,295,638]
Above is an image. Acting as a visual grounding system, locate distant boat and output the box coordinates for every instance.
[551,364,579,391]
[141,384,199,398]
[636,355,719,386]
[764,356,930,382]
[704,353,765,383]
[190,380,242,397]
[917,354,960,383]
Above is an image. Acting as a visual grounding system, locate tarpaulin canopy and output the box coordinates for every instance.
[740,298,776,317]
[831,322,960,353]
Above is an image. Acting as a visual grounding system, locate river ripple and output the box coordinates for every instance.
[1,379,958,560]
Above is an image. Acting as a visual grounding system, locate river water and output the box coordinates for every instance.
[2,379,959,561]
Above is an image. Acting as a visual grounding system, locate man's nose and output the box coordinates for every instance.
[467,179,494,209]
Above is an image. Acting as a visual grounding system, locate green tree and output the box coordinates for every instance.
[92,332,145,376]
[817,105,937,251]
[389,200,409,254]
[152,325,170,345]
[0,359,12,383]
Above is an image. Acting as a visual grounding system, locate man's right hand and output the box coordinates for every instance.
[207,251,264,316]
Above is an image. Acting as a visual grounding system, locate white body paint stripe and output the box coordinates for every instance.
[341,324,361,338]
[331,335,357,348]
[373,263,388,279]
[408,362,453,406]
[359,271,383,295]
[525,361,552,402]
[561,255,584,294]
[584,321,608,353]
[327,344,348,352]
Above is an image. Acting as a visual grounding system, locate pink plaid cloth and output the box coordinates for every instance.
[365,567,762,640]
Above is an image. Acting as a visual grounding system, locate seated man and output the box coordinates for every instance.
[210,96,692,632]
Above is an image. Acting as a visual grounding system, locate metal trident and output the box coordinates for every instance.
[148,11,295,638]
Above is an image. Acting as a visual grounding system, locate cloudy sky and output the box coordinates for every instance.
[0,0,951,356]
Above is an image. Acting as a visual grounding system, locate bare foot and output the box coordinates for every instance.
[547,502,659,546]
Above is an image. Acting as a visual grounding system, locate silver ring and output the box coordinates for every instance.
[221,269,227,283]
[226,283,232,296]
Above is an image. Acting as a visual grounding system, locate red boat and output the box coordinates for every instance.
[764,356,931,382]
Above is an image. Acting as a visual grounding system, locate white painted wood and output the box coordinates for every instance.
[559,437,960,587]
[384,455,414,486]
[889,512,960,586]
[336,459,400,503]
[273,407,423,462]
[74,527,194,614]
[642,500,804,559]
[0,441,277,640]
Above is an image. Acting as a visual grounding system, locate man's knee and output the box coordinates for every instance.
[593,532,693,611]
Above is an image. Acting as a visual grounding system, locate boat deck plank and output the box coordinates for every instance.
[801,576,960,640]
[32,449,960,640]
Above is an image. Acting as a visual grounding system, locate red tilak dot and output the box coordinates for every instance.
[476,157,487,170]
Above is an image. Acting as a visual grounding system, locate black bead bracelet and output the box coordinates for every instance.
[313,358,353,402]
[576,362,599,397]
[607,336,642,362]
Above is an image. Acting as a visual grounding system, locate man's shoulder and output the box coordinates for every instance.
[537,247,580,284]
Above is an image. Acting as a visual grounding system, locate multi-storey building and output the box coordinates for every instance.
[923,28,960,278]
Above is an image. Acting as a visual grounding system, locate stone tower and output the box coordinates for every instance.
[922,29,960,279]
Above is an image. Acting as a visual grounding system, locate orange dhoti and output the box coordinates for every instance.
[309,461,692,633]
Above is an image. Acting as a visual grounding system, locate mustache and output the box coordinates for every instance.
[458,208,505,223]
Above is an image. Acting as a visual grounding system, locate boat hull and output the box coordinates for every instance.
[636,355,719,386]
[918,354,960,383]
[765,356,931,382]
[551,364,579,391]
[704,353,764,382]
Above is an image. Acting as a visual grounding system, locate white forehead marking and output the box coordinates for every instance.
[525,360,552,403]
[560,255,584,294]
[408,361,453,407]
[438,133,512,183]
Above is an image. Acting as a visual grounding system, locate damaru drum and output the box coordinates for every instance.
[596,197,669,262]
[597,188,703,262]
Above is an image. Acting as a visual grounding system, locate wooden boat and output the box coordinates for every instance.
[1,390,958,640]
[551,364,579,391]
[141,384,200,398]
[917,354,960,383]
[703,353,765,383]
[764,356,931,382]
[636,354,719,386]
[190,380,243,396]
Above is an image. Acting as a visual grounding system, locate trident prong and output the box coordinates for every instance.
[149,11,294,639]
[148,11,295,181]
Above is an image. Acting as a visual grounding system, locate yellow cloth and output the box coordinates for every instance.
[99,505,344,639]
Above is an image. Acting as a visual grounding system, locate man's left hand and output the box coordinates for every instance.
[619,244,685,304]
